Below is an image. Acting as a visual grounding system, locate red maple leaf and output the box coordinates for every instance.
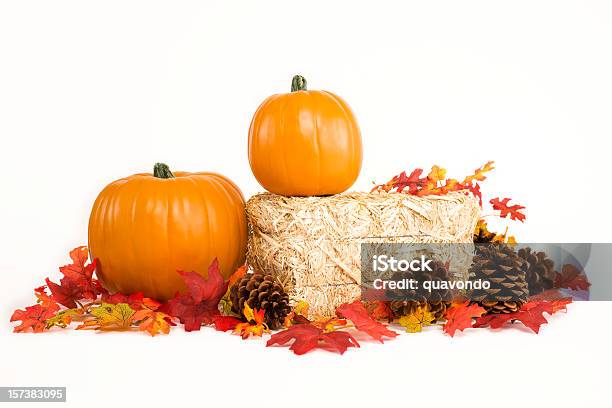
[266,324,360,355]
[212,315,242,332]
[11,287,60,333]
[443,302,486,337]
[165,259,228,331]
[473,301,564,334]
[336,301,398,342]
[46,247,105,308]
[490,197,526,222]
[555,264,590,290]
[102,291,149,310]
[366,301,394,322]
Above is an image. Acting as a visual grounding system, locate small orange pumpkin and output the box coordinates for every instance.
[248,75,362,196]
[88,163,247,300]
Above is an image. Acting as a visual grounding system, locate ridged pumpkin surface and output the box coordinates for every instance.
[248,75,362,196]
[88,165,247,300]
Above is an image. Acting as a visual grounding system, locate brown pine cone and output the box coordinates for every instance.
[386,260,452,322]
[517,247,555,296]
[469,244,529,314]
[229,273,291,330]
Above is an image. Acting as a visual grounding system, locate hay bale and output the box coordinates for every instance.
[246,191,480,317]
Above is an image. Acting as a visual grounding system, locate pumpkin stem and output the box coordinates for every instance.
[291,75,307,92]
[153,163,175,179]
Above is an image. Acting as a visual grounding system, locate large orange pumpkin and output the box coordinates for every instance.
[248,75,362,196]
[88,163,247,300]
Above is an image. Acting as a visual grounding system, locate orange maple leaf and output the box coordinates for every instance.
[490,197,526,222]
[132,298,173,336]
[443,301,486,337]
[234,303,269,339]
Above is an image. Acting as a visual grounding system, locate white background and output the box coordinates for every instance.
[1,1,611,407]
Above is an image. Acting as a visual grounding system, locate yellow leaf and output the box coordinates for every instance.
[76,303,134,331]
[243,302,255,322]
[398,306,435,333]
[427,165,447,183]
[294,300,309,317]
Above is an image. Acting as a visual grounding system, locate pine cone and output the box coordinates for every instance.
[387,260,452,322]
[517,247,555,296]
[469,244,529,314]
[230,273,291,330]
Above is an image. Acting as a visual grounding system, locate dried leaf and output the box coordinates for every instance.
[212,315,242,332]
[336,301,398,342]
[266,324,359,355]
[76,303,135,331]
[555,264,590,290]
[473,300,570,333]
[165,259,228,331]
[46,247,105,308]
[443,301,486,337]
[398,306,436,333]
[11,287,60,333]
[132,299,172,336]
[234,303,269,339]
[490,197,526,222]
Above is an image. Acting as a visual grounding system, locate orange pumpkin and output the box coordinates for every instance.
[248,75,362,196]
[88,163,247,300]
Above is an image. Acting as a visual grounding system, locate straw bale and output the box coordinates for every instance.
[246,191,480,317]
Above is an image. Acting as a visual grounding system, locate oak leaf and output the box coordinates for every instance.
[266,324,359,355]
[490,197,526,222]
[165,259,228,331]
[443,301,486,337]
[11,287,60,333]
[336,301,398,342]
[555,264,590,291]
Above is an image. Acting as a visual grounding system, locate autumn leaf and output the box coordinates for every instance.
[555,264,590,290]
[398,306,436,333]
[212,315,242,332]
[46,247,105,308]
[443,301,486,337]
[76,303,135,331]
[45,308,81,329]
[336,301,398,342]
[234,303,269,339]
[284,300,311,327]
[165,259,228,331]
[101,291,146,310]
[490,197,526,222]
[266,324,360,355]
[132,298,172,336]
[371,162,493,204]
[473,300,569,333]
[11,287,60,333]
[366,301,393,322]
[427,165,447,184]
[463,161,495,185]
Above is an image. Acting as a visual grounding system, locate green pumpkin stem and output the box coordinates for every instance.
[153,163,175,179]
[291,75,307,92]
